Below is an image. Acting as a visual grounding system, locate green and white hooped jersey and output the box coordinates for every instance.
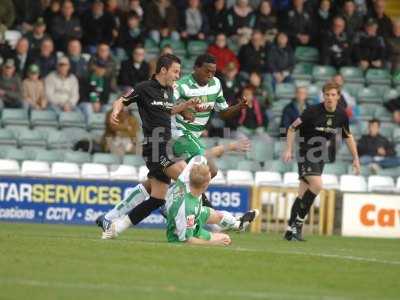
[172,74,228,138]
[166,155,208,242]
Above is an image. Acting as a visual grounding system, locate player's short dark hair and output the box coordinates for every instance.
[194,54,216,68]
[322,82,341,94]
[155,54,181,73]
[368,118,381,125]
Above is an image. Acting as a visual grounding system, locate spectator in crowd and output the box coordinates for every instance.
[148,44,173,76]
[387,19,400,74]
[180,0,209,41]
[51,0,82,51]
[248,71,269,105]
[9,37,31,78]
[238,30,267,78]
[207,32,239,74]
[67,38,89,99]
[254,0,278,43]
[320,16,352,69]
[124,0,144,20]
[80,58,111,119]
[45,56,79,113]
[284,0,314,46]
[341,0,363,40]
[13,0,43,33]
[354,0,370,16]
[384,96,400,125]
[117,12,144,58]
[22,64,47,110]
[101,108,140,155]
[106,0,124,35]
[353,18,386,71]
[43,0,61,30]
[0,59,23,108]
[0,26,12,61]
[368,0,392,39]
[236,85,267,137]
[315,0,333,41]
[266,31,294,87]
[24,18,49,54]
[67,39,89,82]
[219,62,241,131]
[205,0,228,36]
[358,118,400,170]
[32,37,57,78]
[0,0,15,29]
[118,45,149,88]
[88,43,118,92]
[145,0,180,44]
[225,0,256,45]
[81,0,116,53]
[280,85,309,134]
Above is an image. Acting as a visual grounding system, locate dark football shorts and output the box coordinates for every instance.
[142,142,174,184]
[298,160,325,183]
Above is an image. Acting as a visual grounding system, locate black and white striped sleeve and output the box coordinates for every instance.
[121,87,140,106]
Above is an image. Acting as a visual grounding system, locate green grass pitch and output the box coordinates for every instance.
[0,223,399,300]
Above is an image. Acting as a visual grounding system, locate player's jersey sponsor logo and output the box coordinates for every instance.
[315,127,338,134]
[186,215,195,228]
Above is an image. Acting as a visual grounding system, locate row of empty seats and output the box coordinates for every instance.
[0,109,107,130]
[0,159,399,192]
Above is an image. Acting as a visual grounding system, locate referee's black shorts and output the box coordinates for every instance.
[298,160,325,183]
[142,142,174,184]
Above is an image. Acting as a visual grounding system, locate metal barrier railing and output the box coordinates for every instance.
[250,186,336,235]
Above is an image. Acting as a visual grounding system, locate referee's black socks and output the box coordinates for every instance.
[289,197,301,226]
[289,190,317,226]
[298,189,317,220]
[128,197,165,225]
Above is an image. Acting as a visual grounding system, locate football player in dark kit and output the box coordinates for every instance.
[282,82,360,241]
[96,54,199,235]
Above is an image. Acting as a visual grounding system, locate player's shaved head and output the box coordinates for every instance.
[189,164,211,189]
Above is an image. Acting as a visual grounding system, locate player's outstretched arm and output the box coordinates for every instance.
[219,96,249,120]
[344,135,360,175]
[187,234,231,246]
[205,138,250,159]
[171,98,199,115]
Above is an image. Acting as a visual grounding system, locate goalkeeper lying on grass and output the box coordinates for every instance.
[165,155,259,246]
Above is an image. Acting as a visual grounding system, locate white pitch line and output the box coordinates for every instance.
[7,233,400,266]
[0,278,348,300]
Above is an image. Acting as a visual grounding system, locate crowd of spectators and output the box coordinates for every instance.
[0,0,399,169]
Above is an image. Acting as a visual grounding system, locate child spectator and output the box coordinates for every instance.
[22,64,47,110]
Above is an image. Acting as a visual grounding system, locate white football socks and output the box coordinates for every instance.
[114,215,133,234]
[105,184,150,221]
[219,211,240,230]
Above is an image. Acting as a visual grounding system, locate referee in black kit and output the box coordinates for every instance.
[282,82,361,241]
[103,54,197,229]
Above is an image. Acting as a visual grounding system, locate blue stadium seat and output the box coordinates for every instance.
[59,111,86,129]
[92,153,121,165]
[339,66,365,84]
[30,110,58,128]
[1,108,29,127]
[0,128,17,146]
[123,154,145,167]
[64,151,92,164]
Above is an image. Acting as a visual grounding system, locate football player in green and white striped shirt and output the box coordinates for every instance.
[166,155,259,245]
[172,54,249,165]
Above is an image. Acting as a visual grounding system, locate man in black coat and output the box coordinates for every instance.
[321,16,352,69]
[118,45,150,88]
[358,119,400,169]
